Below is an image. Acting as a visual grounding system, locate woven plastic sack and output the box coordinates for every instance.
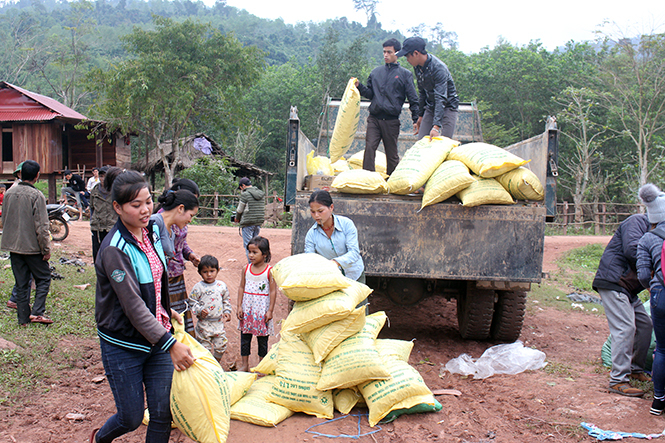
[359,357,434,427]
[230,376,294,427]
[306,150,334,176]
[375,339,414,363]
[333,387,363,414]
[348,150,388,175]
[317,312,390,391]
[456,176,514,207]
[331,169,389,194]
[496,166,544,201]
[421,160,475,208]
[387,137,459,195]
[380,394,442,424]
[448,142,529,178]
[331,158,350,175]
[170,321,230,443]
[330,78,361,163]
[272,253,350,301]
[301,306,366,363]
[225,371,258,406]
[268,335,334,419]
[282,279,371,334]
[250,341,279,375]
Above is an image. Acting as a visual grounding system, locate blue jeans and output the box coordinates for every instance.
[651,285,665,398]
[96,340,174,443]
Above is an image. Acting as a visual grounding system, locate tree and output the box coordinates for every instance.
[87,16,264,189]
[408,22,458,50]
[595,33,665,187]
[0,9,45,85]
[352,0,378,27]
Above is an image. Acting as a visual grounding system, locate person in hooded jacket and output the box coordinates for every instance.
[593,209,652,397]
[235,177,265,263]
[89,167,122,263]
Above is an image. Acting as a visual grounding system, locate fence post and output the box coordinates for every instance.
[593,202,600,235]
[563,201,569,235]
[602,203,607,235]
[213,192,219,224]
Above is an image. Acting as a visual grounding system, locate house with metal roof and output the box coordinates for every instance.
[0,81,130,202]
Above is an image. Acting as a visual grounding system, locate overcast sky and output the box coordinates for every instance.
[222,0,663,53]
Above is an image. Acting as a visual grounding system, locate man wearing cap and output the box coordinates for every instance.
[593,208,652,397]
[354,38,419,176]
[235,177,265,263]
[397,36,459,140]
[1,160,53,325]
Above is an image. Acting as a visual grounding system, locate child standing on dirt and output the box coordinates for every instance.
[237,236,276,372]
[188,255,232,365]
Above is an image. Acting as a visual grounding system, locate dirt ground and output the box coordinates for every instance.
[4,223,660,443]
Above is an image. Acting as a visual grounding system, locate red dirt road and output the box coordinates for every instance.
[5,223,659,443]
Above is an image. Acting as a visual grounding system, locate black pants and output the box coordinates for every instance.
[10,253,51,325]
[91,230,109,264]
[240,333,268,357]
[363,115,401,176]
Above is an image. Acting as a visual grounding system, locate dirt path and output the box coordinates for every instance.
[2,223,658,443]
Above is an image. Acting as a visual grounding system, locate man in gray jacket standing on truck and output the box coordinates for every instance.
[235,177,265,263]
[355,38,419,176]
[593,213,652,397]
[397,36,459,141]
[1,160,53,326]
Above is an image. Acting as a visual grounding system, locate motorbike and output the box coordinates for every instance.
[46,203,72,241]
[61,191,81,221]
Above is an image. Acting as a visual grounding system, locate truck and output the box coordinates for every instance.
[284,100,558,341]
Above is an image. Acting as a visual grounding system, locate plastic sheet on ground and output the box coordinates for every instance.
[443,341,546,379]
[567,292,602,304]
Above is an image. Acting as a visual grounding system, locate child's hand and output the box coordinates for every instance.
[224,313,232,322]
[237,310,244,320]
[265,311,273,322]
[199,309,208,319]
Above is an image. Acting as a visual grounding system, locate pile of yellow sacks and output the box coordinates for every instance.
[229,253,441,428]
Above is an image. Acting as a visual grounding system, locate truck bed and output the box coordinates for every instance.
[291,193,546,283]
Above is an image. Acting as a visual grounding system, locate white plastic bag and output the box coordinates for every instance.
[443,341,546,379]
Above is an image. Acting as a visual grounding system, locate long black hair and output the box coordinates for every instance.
[157,189,199,212]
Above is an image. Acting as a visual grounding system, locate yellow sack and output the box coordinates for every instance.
[225,371,258,406]
[268,335,334,419]
[331,169,389,194]
[333,387,363,414]
[375,339,414,363]
[317,312,390,391]
[496,166,544,201]
[387,137,459,195]
[348,150,388,175]
[170,321,230,443]
[301,306,366,363]
[331,158,350,175]
[421,160,475,209]
[230,376,294,427]
[250,342,279,375]
[272,253,350,301]
[330,78,361,163]
[282,279,371,334]
[359,358,433,427]
[448,142,529,178]
[306,150,334,176]
[456,175,515,207]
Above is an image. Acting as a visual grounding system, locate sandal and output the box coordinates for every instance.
[609,382,644,397]
[30,315,54,324]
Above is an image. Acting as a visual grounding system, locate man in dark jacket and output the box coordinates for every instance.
[61,169,89,212]
[397,36,459,141]
[593,213,652,396]
[235,177,265,263]
[355,38,419,176]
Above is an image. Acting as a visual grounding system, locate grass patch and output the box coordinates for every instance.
[542,361,578,378]
[0,248,97,405]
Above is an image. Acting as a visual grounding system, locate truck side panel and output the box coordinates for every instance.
[292,194,545,282]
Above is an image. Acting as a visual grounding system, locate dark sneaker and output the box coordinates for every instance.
[609,382,644,397]
[651,398,665,416]
[630,372,652,382]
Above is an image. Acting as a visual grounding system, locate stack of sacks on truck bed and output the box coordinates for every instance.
[331,169,389,194]
[347,150,389,179]
[227,253,441,427]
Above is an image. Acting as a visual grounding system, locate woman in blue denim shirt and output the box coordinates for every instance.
[637,183,665,416]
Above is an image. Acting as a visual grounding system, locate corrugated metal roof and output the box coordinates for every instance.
[0,81,87,121]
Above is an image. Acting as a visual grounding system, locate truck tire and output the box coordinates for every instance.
[457,284,495,340]
[386,278,425,306]
[490,290,527,342]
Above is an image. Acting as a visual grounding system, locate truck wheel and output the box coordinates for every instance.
[386,279,425,306]
[491,291,527,342]
[457,284,495,340]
